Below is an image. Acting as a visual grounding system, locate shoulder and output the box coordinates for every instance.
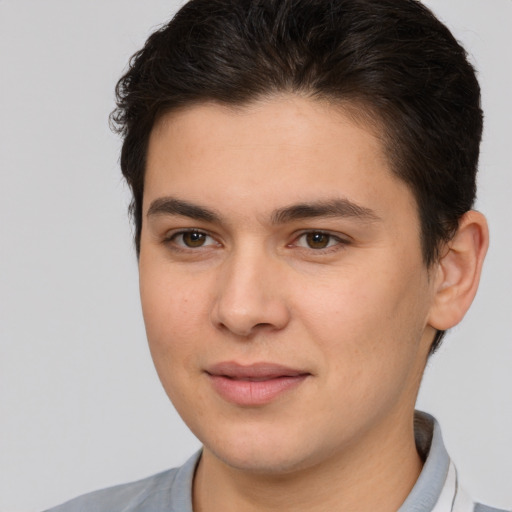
[43,467,179,512]
[474,504,511,512]
[43,451,200,512]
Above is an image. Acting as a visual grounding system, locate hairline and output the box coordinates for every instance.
[145,92,438,261]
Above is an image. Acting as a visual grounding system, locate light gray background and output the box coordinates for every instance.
[0,1,511,511]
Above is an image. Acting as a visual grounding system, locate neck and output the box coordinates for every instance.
[193,412,423,512]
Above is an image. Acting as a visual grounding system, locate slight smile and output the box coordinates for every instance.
[206,362,311,406]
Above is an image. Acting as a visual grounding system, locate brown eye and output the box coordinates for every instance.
[166,230,219,252]
[181,231,207,247]
[305,232,331,249]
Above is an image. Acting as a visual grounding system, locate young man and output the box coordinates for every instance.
[46,0,505,511]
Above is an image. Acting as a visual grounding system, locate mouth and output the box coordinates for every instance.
[205,362,310,406]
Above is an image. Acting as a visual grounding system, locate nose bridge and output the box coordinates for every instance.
[211,241,289,336]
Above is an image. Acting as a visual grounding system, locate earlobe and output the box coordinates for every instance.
[427,210,489,331]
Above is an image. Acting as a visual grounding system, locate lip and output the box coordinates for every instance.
[205,362,310,406]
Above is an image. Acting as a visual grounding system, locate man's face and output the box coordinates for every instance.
[139,96,438,474]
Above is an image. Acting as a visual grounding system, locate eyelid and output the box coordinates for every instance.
[161,227,350,252]
[163,228,220,248]
[290,230,351,251]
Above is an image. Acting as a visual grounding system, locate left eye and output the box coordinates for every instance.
[171,231,216,248]
[295,232,341,250]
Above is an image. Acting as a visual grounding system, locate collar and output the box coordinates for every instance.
[170,412,471,512]
[398,411,473,512]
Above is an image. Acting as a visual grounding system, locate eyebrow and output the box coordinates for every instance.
[146,196,380,225]
[147,197,221,223]
[271,199,381,224]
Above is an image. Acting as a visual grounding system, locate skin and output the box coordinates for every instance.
[138,95,488,512]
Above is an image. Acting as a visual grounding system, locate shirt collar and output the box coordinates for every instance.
[398,411,452,512]
[170,411,454,512]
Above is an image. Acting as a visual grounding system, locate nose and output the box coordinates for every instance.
[210,248,291,338]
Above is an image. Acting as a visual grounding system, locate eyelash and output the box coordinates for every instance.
[290,231,350,253]
[164,229,218,250]
[163,229,350,254]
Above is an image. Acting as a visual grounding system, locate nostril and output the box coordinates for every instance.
[210,267,291,336]
[254,322,272,329]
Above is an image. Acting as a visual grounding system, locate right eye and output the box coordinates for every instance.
[168,230,217,249]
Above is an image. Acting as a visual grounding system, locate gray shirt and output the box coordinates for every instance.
[45,412,509,512]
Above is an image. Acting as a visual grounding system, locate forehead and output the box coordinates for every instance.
[144,95,416,225]
[150,95,386,161]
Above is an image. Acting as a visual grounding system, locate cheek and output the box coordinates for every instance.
[294,262,429,370]
[139,267,221,432]
[141,258,204,327]
[294,275,428,432]
[139,265,209,374]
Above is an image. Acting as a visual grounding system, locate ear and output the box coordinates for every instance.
[427,210,489,331]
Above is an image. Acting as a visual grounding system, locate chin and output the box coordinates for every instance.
[201,424,333,476]
[211,445,312,475]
